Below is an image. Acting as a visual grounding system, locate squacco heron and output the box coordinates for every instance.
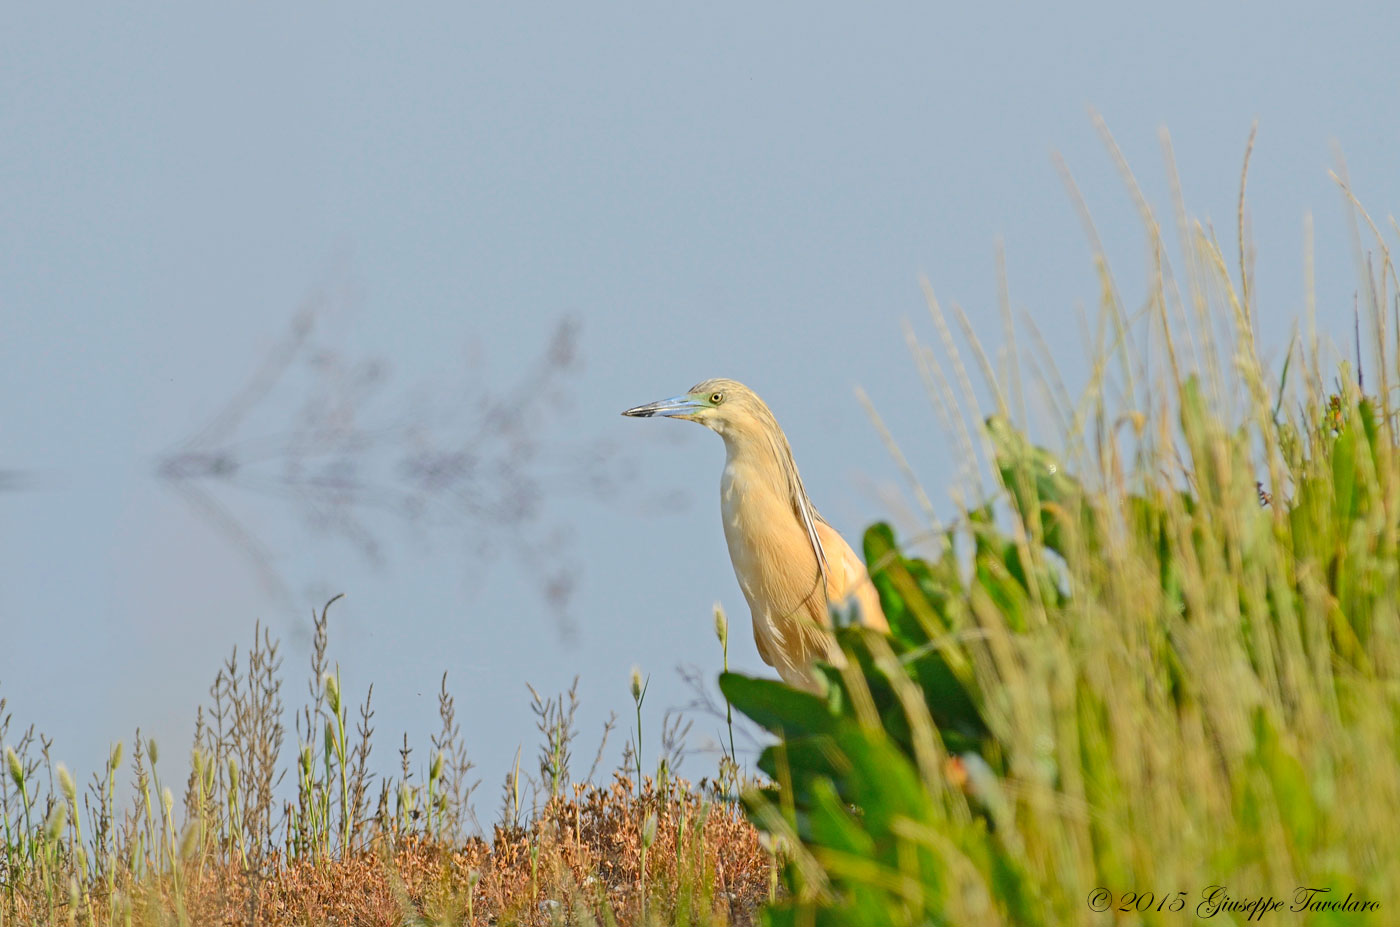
[623,378,887,690]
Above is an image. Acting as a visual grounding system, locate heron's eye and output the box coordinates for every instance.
[710,392,724,404]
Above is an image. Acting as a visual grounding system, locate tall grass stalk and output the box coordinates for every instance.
[712,605,736,769]
[629,667,648,800]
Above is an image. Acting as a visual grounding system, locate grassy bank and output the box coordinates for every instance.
[1,606,771,925]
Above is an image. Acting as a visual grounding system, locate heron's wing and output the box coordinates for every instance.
[786,470,830,598]
[796,498,829,586]
[814,521,889,631]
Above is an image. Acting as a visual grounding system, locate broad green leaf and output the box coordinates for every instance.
[719,673,835,738]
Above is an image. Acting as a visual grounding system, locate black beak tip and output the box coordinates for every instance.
[621,406,652,418]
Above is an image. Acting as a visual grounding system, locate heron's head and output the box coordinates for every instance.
[621,378,774,441]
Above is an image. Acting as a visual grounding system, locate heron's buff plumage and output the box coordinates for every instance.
[699,379,888,691]
[623,377,888,692]
[721,450,886,689]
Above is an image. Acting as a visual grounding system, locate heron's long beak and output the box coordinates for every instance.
[621,394,705,420]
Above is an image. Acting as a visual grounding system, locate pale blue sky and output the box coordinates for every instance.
[2,4,1396,803]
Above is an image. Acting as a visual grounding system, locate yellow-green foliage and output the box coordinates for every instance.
[723,140,1400,925]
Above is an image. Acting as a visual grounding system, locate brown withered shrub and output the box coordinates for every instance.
[0,605,771,927]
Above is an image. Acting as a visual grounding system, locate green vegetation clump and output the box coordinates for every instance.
[722,141,1400,924]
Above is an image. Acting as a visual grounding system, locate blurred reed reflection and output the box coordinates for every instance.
[155,284,685,641]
